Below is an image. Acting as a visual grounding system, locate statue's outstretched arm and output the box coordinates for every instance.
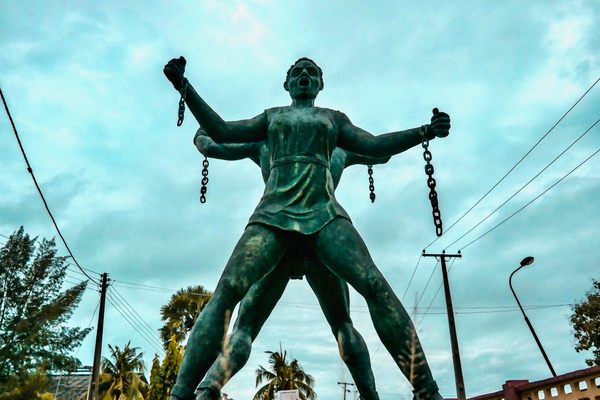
[194,128,261,165]
[164,57,267,143]
[337,111,450,158]
[344,152,391,167]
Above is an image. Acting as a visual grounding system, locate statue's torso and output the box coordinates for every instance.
[247,106,350,235]
[267,106,337,163]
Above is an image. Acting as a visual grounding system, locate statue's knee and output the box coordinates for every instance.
[217,277,243,300]
[336,322,358,359]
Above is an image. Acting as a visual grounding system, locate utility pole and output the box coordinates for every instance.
[88,273,109,400]
[337,381,354,400]
[422,251,465,400]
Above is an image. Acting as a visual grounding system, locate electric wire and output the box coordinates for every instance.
[458,145,600,251]
[63,278,87,287]
[401,255,422,302]
[112,279,212,297]
[444,118,600,250]
[373,255,435,394]
[106,294,164,355]
[112,279,568,312]
[371,255,424,376]
[109,286,165,349]
[66,260,102,276]
[65,266,94,279]
[1,232,97,276]
[1,89,99,284]
[1,233,99,280]
[54,299,100,399]
[417,258,455,327]
[424,75,600,250]
[65,272,88,282]
[106,289,164,350]
[285,302,570,314]
[413,260,440,309]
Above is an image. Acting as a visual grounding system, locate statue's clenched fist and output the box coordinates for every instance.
[164,56,187,91]
[429,108,450,138]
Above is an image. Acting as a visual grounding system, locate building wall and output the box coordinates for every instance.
[469,366,600,400]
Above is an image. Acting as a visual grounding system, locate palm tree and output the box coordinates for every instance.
[159,285,212,349]
[98,342,148,400]
[254,350,316,400]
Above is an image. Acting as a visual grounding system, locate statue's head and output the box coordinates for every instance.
[284,57,324,100]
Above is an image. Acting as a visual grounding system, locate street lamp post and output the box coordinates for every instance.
[509,256,557,377]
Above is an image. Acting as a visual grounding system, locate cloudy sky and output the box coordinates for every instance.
[1,1,599,399]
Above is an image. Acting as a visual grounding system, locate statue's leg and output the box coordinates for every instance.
[195,261,291,400]
[305,264,379,400]
[313,218,441,400]
[170,224,288,400]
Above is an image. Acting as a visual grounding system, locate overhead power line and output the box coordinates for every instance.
[401,255,422,302]
[106,294,164,355]
[424,75,600,250]
[458,145,600,251]
[445,117,600,250]
[107,290,163,350]
[1,88,99,284]
[112,279,213,297]
[413,260,440,309]
[418,258,453,327]
[109,287,165,349]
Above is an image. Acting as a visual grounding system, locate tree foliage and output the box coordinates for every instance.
[0,366,54,400]
[161,336,183,398]
[147,336,183,400]
[254,350,316,400]
[147,354,163,400]
[0,227,91,387]
[571,279,600,366]
[99,341,148,400]
[159,285,212,349]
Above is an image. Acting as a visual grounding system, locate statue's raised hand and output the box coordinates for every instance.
[429,108,450,138]
[164,56,187,91]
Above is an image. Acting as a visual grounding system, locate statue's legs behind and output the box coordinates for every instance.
[170,224,288,400]
[196,261,291,399]
[305,264,379,400]
[198,247,381,400]
[313,218,442,400]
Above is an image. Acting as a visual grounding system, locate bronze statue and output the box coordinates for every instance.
[163,56,451,400]
[193,128,389,400]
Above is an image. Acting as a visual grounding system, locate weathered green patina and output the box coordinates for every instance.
[193,129,388,400]
[163,57,451,400]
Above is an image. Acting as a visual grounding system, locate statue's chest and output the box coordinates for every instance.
[269,109,335,151]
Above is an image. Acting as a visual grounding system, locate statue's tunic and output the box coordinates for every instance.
[248,106,351,234]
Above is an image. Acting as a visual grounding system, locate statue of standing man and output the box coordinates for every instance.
[164,56,451,400]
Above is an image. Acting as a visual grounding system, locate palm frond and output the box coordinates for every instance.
[254,349,316,400]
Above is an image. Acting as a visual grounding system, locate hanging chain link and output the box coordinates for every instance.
[367,164,376,203]
[177,78,188,127]
[421,125,443,237]
[200,157,209,203]
[174,76,210,204]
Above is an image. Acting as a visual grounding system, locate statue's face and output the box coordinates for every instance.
[285,60,322,100]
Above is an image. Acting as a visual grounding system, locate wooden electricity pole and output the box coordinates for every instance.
[337,381,355,400]
[88,272,109,400]
[422,251,465,400]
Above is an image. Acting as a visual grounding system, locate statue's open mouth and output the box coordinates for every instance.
[299,77,310,87]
